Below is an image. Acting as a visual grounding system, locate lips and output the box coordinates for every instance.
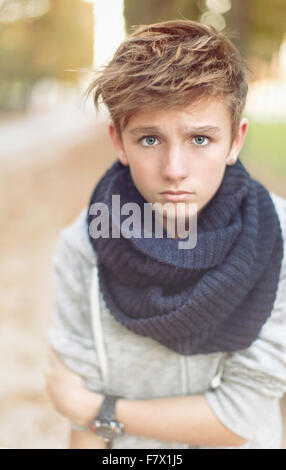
[160,190,194,201]
[161,191,191,195]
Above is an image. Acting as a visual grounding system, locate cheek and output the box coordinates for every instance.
[131,164,149,182]
[129,162,155,196]
[130,155,156,181]
[206,167,226,197]
[195,157,226,194]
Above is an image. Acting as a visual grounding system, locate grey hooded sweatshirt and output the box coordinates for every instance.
[48,192,286,449]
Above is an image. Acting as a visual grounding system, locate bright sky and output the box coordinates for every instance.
[84,0,126,67]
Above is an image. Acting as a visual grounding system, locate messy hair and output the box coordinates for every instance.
[87,20,249,140]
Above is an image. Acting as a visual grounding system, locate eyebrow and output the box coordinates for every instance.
[128,125,222,136]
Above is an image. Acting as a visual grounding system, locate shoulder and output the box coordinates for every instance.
[218,193,286,398]
[242,192,286,389]
[270,191,286,239]
[270,192,286,281]
[54,208,98,268]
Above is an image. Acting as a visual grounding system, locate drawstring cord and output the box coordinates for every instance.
[90,266,109,392]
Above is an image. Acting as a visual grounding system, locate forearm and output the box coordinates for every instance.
[70,429,108,449]
[116,394,247,447]
[46,350,247,447]
[83,391,247,447]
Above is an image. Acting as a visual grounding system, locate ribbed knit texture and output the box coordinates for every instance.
[87,158,284,355]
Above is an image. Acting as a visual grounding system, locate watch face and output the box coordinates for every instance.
[94,421,123,440]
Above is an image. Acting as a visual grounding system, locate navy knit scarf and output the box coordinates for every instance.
[87,158,284,355]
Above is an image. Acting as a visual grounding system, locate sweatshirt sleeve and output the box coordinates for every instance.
[47,229,103,393]
[204,228,286,444]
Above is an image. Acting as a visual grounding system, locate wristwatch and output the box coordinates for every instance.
[89,395,124,443]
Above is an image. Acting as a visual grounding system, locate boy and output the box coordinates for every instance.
[46,20,286,449]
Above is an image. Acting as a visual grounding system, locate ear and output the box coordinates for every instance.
[108,123,129,166]
[226,118,248,166]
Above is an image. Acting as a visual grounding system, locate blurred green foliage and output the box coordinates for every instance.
[243,121,286,177]
[0,0,93,110]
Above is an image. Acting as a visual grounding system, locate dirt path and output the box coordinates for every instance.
[0,122,285,448]
[0,121,116,448]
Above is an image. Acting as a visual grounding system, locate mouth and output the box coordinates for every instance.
[160,190,195,201]
[161,191,192,195]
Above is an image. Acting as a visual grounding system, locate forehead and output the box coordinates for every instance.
[124,97,230,127]
[123,96,232,134]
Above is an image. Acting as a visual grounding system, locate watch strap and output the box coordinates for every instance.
[97,395,121,421]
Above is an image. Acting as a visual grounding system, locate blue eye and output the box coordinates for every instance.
[193,136,210,146]
[141,136,159,147]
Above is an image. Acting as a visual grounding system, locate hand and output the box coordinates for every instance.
[45,346,104,426]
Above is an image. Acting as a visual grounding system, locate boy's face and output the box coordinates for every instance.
[109,96,248,226]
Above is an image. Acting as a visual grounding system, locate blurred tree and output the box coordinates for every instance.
[247,0,286,60]
[0,0,93,110]
[226,0,286,61]
[124,0,199,32]
[125,0,286,62]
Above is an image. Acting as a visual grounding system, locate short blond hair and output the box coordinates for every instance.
[87,20,249,140]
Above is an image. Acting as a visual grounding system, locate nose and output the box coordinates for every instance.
[161,145,189,182]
